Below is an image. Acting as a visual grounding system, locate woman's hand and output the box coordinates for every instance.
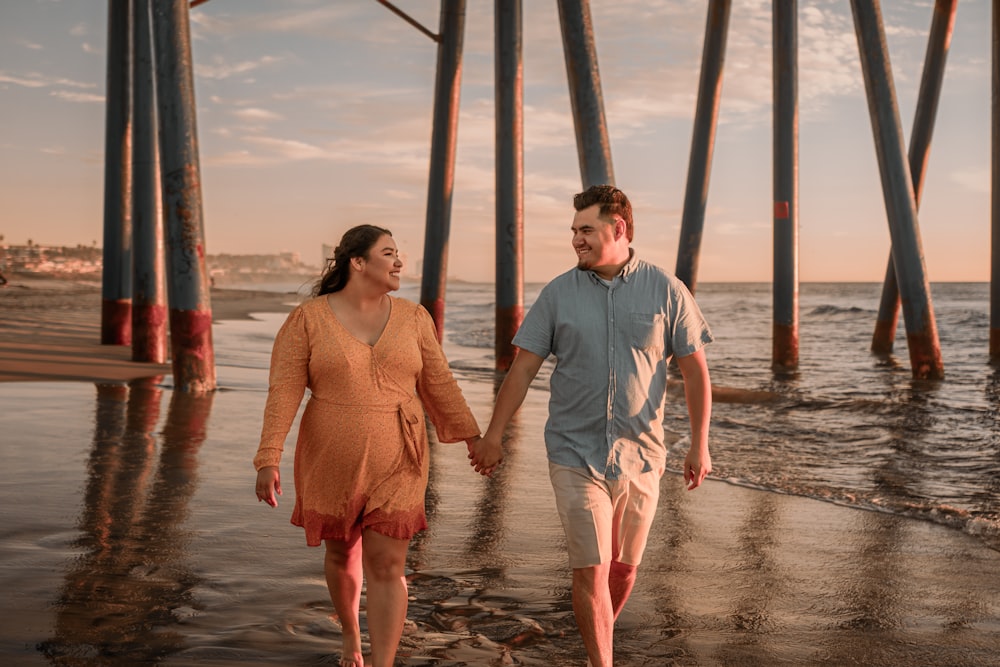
[468,433,503,477]
[256,466,282,507]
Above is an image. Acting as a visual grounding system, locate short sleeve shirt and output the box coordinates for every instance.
[512,253,713,480]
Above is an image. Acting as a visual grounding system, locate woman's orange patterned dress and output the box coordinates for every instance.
[253,296,479,546]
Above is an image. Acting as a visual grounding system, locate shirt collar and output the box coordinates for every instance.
[587,248,637,285]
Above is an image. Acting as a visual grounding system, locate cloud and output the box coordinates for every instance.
[0,71,96,90]
[49,90,104,103]
[69,22,87,37]
[195,55,283,81]
[231,108,285,122]
[949,168,988,194]
[18,39,43,50]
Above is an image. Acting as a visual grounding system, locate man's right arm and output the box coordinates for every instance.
[470,348,545,475]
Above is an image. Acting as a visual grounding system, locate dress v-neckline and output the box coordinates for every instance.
[323,295,392,348]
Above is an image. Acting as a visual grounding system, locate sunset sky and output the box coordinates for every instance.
[0,0,994,283]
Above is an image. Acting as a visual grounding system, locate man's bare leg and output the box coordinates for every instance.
[572,563,614,667]
[609,560,637,619]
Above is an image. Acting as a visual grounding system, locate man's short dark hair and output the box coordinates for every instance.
[573,185,634,242]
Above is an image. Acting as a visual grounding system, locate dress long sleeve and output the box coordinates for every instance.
[413,305,480,443]
[253,306,310,470]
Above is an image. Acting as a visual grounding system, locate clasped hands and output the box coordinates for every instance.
[466,433,502,477]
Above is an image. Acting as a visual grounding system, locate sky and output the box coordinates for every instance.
[0,0,994,283]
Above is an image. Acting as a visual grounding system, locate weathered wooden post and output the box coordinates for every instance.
[101,0,133,346]
[152,0,216,392]
[675,0,732,294]
[850,0,943,379]
[131,0,167,364]
[495,0,524,371]
[556,0,615,188]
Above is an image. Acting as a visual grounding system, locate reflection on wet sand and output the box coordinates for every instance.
[715,494,784,666]
[39,380,214,665]
[15,375,999,667]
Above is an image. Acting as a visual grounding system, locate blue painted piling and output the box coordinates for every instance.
[131,0,167,364]
[773,0,799,372]
[675,0,732,295]
[495,0,525,371]
[419,0,466,341]
[152,0,216,392]
[872,0,956,355]
[992,0,1000,363]
[101,0,133,346]
[556,0,614,188]
[850,0,943,379]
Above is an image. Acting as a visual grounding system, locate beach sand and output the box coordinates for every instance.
[1,276,999,666]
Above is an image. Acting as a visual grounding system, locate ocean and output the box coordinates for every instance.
[415,280,1000,550]
[3,279,999,666]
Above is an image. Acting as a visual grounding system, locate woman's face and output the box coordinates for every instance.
[358,233,403,291]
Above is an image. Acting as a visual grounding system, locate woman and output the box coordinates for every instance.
[254,225,481,667]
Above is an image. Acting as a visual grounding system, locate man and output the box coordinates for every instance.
[471,185,713,667]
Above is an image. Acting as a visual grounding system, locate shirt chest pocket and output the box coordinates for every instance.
[630,313,666,351]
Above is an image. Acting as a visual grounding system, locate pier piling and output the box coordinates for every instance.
[871,0,956,355]
[419,0,466,341]
[675,0,732,294]
[101,0,134,346]
[131,0,167,365]
[557,0,615,188]
[495,0,525,371]
[152,0,215,392]
[851,0,943,379]
[772,0,799,372]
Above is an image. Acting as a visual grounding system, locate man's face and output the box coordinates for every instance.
[571,204,621,272]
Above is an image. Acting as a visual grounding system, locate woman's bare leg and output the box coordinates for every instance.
[325,534,364,665]
[360,529,410,667]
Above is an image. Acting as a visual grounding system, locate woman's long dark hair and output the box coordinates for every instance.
[313,225,393,297]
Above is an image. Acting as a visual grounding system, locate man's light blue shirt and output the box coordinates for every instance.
[512,252,713,481]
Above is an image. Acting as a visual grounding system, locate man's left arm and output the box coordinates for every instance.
[675,347,712,490]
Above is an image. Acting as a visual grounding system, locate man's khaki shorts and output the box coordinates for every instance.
[548,462,664,569]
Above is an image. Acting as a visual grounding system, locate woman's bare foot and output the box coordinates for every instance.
[339,651,364,667]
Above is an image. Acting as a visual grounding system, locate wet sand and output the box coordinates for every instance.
[0,276,297,383]
[1,276,999,666]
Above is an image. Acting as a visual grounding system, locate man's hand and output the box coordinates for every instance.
[684,447,712,490]
[256,466,282,506]
[468,432,503,477]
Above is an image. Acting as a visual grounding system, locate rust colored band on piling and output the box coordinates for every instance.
[870,303,900,355]
[421,298,447,343]
[101,299,133,346]
[132,303,168,363]
[906,329,944,380]
[772,322,799,371]
[495,304,524,371]
[168,309,216,393]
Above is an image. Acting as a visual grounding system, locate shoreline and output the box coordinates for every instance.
[1,276,999,664]
[0,276,299,383]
